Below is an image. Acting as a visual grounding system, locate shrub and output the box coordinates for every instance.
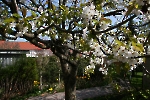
[0,56,38,99]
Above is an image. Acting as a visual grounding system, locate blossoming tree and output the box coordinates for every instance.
[1,0,150,99]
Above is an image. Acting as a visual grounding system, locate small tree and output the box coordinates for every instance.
[35,50,49,90]
[42,56,61,84]
[1,0,150,99]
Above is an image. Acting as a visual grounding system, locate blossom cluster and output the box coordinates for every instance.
[81,2,110,31]
[111,45,144,70]
[132,0,150,20]
[84,38,109,74]
[81,2,101,25]
[85,37,145,74]
[81,0,148,74]
[8,5,50,38]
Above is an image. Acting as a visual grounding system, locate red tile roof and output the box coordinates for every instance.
[0,41,41,50]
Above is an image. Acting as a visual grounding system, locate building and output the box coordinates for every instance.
[0,41,53,67]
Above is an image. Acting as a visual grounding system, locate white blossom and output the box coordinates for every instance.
[100,21,109,30]
[16,27,28,37]
[38,6,43,13]
[16,32,23,37]
[132,9,143,16]
[81,3,101,25]
[23,27,28,34]
[82,27,88,39]
[10,22,16,28]
[135,0,144,6]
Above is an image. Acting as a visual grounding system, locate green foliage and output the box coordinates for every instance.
[0,56,38,99]
[131,41,144,52]
[17,57,37,79]
[4,18,15,23]
[42,56,62,84]
[77,58,90,76]
[76,58,105,89]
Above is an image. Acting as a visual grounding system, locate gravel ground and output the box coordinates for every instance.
[28,85,128,100]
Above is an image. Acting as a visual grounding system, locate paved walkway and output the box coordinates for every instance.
[28,85,128,100]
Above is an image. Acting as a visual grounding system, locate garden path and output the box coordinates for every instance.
[28,85,128,100]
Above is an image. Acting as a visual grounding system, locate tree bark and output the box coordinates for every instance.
[60,58,77,100]
[143,58,150,89]
[40,70,43,90]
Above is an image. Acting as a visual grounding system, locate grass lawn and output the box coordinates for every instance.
[84,72,144,100]
[130,72,143,88]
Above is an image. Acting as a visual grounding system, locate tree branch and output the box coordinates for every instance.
[47,0,53,10]
[143,65,150,75]
[53,24,83,34]
[103,9,125,17]
[1,0,10,6]
[0,27,17,40]
[36,24,55,34]
[134,21,150,28]
[19,1,37,12]
[30,0,39,8]
[143,32,150,46]
[23,34,50,49]
[1,33,17,40]
[131,54,150,59]
[93,15,136,34]
[2,0,18,13]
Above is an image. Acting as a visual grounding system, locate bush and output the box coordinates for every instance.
[0,56,38,99]
[42,56,62,85]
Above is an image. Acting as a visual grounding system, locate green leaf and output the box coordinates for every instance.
[48,9,54,13]
[26,16,34,20]
[12,13,21,18]
[88,32,96,39]
[52,4,56,10]
[91,19,99,24]
[4,18,15,23]
[96,4,102,10]
[80,3,87,7]
[67,13,72,20]
[103,18,112,23]
[76,22,84,28]
[115,63,121,74]
[124,63,130,72]
[31,11,37,17]
[125,5,134,16]
[130,37,137,42]
[107,2,116,8]
[93,0,104,5]
[115,40,124,46]
[60,5,66,11]
[135,4,139,9]
[131,42,144,52]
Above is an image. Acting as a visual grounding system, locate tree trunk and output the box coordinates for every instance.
[40,70,43,90]
[60,58,77,100]
[143,58,150,89]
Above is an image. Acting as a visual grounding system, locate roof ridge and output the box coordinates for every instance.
[0,41,42,50]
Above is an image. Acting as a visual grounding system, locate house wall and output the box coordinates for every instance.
[0,49,53,67]
[0,54,21,67]
[0,50,27,67]
[26,49,53,57]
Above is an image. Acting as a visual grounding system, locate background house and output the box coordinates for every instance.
[0,41,53,67]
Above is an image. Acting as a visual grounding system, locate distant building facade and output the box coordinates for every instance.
[0,41,53,67]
